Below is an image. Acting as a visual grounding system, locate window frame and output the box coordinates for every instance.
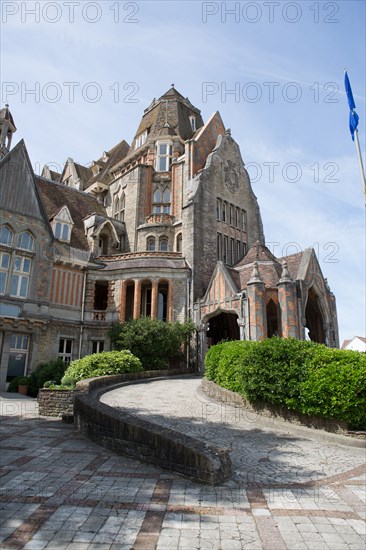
[0,226,14,247]
[10,255,31,298]
[58,338,73,364]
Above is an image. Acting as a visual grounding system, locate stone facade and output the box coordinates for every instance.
[0,89,339,388]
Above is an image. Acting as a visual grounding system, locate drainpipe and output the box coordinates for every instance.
[78,269,87,359]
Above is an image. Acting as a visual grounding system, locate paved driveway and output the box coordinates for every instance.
[0,379,365,549]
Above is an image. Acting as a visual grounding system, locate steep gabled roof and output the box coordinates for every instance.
[86,139,130,188]
[35,176,107,251]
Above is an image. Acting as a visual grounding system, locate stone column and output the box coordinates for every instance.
[119,280,126,323]
[167,281,173,321]
[246,262,267,341]
[277,261,298,338]
[133,279,141,319]
[151,280,159,319]
[237,318,245,340]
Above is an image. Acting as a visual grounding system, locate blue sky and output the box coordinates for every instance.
[1,0,365,343]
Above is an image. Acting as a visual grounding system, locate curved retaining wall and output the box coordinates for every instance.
[73,370,232,485]
[201,378,350,434]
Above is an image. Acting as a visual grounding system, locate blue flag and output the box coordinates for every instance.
[344,71,359,141]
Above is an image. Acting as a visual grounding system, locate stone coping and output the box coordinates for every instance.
[73,369,232,485]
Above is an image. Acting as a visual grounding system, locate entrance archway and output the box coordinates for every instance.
[305,288,325,344]
[206,311,239,346]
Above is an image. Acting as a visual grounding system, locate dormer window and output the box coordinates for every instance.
[55,222,70,241]
[135,130,147,150]
[189,116,196,132]
[52,206,74,243]
[156,141,172,172]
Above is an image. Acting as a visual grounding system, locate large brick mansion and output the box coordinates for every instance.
[0,88,339,388]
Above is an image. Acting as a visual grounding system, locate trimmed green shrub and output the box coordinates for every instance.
[64,350,142,382]
[20,359,67,397]
[240,338,317,409]
[204,342,226,381]
[207,340,254,393]
[299,348,366,430]
[110,317,195,370]
[204,338,366,430]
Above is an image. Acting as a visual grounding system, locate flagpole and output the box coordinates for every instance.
[353,129,366,205]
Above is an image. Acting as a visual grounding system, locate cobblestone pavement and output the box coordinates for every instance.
[0,380,365,550]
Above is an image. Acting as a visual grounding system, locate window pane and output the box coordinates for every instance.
[160,239,168,251]
[59,339,64,353]
[153,189,162,202]
[14,257,21,271]
[65,339,72,354]
[159,144,167,155]
[11,275,19,295]
[1,254,10,269]
[159,157,167,171]
[23,259,31,273]
[7,352,26,379]
[0,272,6,293]
[0,226,13,246]
[10,334,17,348]
[19,277,28,297]
[163,205,170,214]
[55,223,61,238]
[22,335,29,350]
[62,225,69,240]
[163,188,170,202]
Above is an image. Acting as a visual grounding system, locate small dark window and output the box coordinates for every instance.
[94,281,108,310]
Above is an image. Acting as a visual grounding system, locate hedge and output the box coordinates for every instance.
[64,350,142,382]
[204,338,366,430]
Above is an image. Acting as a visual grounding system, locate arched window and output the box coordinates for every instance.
[114,193,125,222]
[17,231,34,251]
[147,237,156,251]
[152,186,171,214]
[159,237,168,252]
[176,233,182,252]
[0,226,13,247]
[163,188,170,203]
[153,189,162,204]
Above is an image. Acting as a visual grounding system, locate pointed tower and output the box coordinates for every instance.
[277,261,298,338]
[0,104,16,159]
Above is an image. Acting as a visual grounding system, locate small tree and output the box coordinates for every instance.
[109,317,195,370]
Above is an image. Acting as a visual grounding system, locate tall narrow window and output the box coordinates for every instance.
[216,199,221,221]
[114,193,125,221]
[176,233,182,252]
[223,236,228,263]
[222,202,227,222]
[158,282,168,322]
[94,281,108,310]
[217,233,222,260]
[189,116,196,132]
[159,237,168,251]
[230,205,234,226]
[0,252,10,294]
[7,334,29,381]
[10,256,31,298]
[147,237,156,251]
[230,238,235,265]
[156,142,172,172]
[58,338,73,364]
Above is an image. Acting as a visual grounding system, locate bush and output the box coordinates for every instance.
[240,338,317,409]
[27,359,67,397]
[215,340,255,393]
[64,350,142,382]
[60,375,76,387]
[204,338,366,430]
[110,318,195,370]
[299,348,366,430]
